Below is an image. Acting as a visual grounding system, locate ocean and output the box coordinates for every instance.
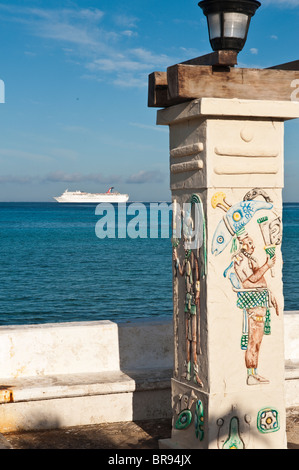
[0,202,298,326]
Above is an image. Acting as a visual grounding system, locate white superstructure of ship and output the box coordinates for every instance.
[54,187,129,203]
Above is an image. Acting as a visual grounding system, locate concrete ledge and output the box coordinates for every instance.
[0,313,298,432]
[156,98,299,126]
[0,368,172,404]
[0,388,172,433]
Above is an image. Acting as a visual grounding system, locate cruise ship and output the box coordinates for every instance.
[54,187,129,203]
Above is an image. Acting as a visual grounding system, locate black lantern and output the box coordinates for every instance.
[198,0,261,53]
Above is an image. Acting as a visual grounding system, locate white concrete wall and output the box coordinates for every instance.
[0,314,297,381]
[0,318,174,432]
[0,318,173,380]
[284,312,299,367]
[0,314,297,432]
[283,312,299,409]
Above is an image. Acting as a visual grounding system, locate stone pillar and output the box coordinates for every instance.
[157,98,299,449]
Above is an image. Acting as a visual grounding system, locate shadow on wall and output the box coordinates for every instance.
[117,317,174,423]
[145,407,290,449]
[117,317,174,371]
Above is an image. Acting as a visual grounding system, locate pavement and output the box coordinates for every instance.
[0,408,299,449]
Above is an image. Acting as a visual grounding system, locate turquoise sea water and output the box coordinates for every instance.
[0,202,298,326]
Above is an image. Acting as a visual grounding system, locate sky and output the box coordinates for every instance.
[0,0,298,202]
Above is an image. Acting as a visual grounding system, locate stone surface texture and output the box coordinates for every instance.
[157,98,299,449]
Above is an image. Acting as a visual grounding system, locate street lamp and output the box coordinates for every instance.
[198,0,261,53]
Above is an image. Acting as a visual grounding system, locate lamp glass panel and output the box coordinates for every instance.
[208,13,221,39]
[223,12,248,39]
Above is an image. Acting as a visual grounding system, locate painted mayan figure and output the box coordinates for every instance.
[173,244,203,386]
[172,194,206,387]
[231,233,279,385]
[212,189,282,386]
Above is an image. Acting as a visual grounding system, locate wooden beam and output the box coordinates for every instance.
[148,52,238,108]
[166,64,299,104]
[148,58,299,108]
[148,71,168,108]
[148,71,188,108]
[267,60,299,71]
[181,51,238,67]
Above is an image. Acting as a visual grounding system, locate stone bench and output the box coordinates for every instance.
[0,313,298,432]
[0,319,173,432]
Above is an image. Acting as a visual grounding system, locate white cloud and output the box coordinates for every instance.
[126,170,164,184]
[36,22,100,46]
[129,122,168,133]
[129,48,170,66]
[24,50,36,57]
[121,30,138,38]
[0,148,52,162]
[47,148,79,161]
[0,169,165,186]
[0,175,37,184]
[112,75,148,88]
[16,6,105,23]
[44,171,122,184]
[0,5,108,49]
[113,14,139,29]
[88,57,147,73]
[250,48,259,55]
[86,47,174,88]
[0,4,174,89]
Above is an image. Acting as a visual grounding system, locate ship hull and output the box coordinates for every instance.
[54,194,129,203]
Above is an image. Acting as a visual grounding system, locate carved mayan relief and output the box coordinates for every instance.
[173,390,204,441]
[211,188,282,385]
[257,407,280,434]
[172,194,206,387]
[215,406,280,448]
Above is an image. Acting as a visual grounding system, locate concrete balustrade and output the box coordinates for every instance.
[0,318,173,432]
[283,312,299,408]
[0,313,297,432]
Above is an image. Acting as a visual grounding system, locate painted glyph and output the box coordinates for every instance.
[174,389,204,441]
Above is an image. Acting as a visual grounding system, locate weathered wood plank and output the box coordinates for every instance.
[148,70,189,108]
[148,72,167,108]
[148,52,238,108]
[267,60,299,71]
[167,64,299,103]
[181,51,238,67]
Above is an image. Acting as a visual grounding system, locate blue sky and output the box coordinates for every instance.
[0,0,298,202]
